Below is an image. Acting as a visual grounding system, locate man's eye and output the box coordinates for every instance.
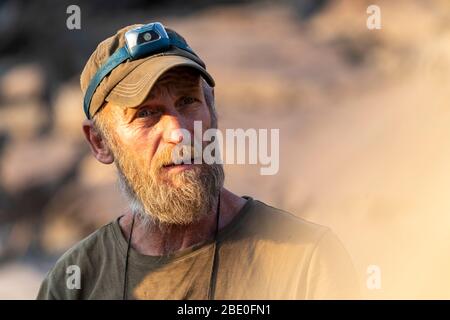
[137,108,160,118]
[180,96,197,106]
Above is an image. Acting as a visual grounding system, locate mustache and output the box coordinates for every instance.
[153,144,201,169]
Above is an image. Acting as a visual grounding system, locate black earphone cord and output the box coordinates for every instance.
[123,194,221,300]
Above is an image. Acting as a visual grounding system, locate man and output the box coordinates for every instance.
[37,22,359,299]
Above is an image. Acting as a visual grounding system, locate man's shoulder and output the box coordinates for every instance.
[56,219,118,266]
[36,219,120,299]
[254,200,330,238]
[245,199,360,298]
[43,219,118,284]
[246,198,331,245]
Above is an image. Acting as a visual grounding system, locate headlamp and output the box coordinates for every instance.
[83,22,196,119]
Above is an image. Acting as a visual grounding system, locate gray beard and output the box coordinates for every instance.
[116,162,224,229]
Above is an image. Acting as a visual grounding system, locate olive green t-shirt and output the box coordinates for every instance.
[37,197,360,299]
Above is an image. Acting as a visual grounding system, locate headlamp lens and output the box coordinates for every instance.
[138,30,160,44]
[125,22,170,59]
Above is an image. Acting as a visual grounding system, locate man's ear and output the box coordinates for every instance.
[82,119,114,164]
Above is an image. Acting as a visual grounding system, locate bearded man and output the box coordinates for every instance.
[37,22,359,300]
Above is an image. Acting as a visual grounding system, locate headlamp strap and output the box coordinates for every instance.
[83,46,130,119]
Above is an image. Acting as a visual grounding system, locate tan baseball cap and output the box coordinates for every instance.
[80,24,215,119]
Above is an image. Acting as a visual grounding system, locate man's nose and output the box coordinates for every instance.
[162,114,186,144]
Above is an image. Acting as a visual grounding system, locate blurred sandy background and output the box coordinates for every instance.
[1,0,450,299]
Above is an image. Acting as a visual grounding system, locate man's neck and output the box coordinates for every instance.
[118,188,247,256]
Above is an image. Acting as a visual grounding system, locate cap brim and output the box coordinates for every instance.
[105,55,215,108]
